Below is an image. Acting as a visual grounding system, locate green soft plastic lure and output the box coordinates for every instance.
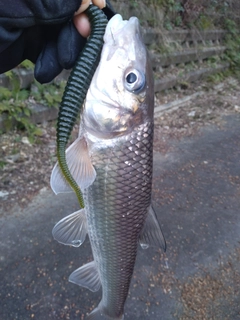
[56,5,108,208]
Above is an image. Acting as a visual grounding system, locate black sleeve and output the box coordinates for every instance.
[0,0,115,83]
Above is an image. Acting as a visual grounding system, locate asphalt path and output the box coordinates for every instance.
[1,114,240,319]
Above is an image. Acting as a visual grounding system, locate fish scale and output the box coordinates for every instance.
[84,121,153,317]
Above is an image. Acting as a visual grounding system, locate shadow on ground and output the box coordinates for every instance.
[1,115,240,319]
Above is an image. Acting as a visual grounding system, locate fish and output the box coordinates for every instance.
[50,13,166,320]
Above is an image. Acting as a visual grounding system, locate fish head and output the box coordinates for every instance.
[83,14,154,139]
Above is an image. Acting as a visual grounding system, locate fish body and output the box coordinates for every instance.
[84,121,153,319]
[51,13,165,320]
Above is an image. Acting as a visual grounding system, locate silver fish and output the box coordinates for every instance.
[51,14,166,320]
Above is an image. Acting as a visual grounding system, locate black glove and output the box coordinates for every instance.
[0,0,115,83]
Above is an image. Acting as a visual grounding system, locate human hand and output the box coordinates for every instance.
[0,0,115,83]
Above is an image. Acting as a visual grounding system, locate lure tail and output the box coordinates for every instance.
[57,5,108,208]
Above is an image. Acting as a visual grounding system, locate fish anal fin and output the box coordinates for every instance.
[50,136,96,194]
[69,261,101,292]
[139,205,166,252]
[87,304,124,319]
[52,209,87,247]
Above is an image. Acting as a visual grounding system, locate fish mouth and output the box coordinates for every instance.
[104,15,140,46]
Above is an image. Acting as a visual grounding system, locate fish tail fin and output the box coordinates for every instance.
[87,305,124,320]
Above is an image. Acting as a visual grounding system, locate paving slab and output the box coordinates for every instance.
[0,114,240,319]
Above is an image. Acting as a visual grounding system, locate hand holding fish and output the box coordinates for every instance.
[0,0,114,83]
[74,0,107,38]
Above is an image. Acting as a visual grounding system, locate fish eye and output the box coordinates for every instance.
[124,69,145,93]
[126,73,137,84]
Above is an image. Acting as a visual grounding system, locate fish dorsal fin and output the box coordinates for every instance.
[139,205,166,252]
[52,209,87,247]
[50,136,96,194]
[69,261,101,292]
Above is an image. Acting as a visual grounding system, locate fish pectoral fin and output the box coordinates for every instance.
[50,136,96,194]
[69,261,101,292]
[52,209,87,247]
[139,205,166,252]
[50,161,73,194]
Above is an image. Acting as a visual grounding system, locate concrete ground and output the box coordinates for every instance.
[0,114,240,320]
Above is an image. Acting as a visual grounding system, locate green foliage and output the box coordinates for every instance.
[207,69,232,84]
[207,72,225,84]
[223,19,240,74]
[129,0,138,9]
[195,14,214,30]
[0,160,7,169]
[19,60,34,70]
[0,81,34,136]
[31,80,65,108]
[162,0,184,29]
[0,61,65,140]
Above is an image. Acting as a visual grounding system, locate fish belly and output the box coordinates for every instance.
[84,121,154,318]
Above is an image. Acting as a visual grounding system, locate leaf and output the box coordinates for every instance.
[4,71,13,79]
[0,87,12,100]
[0,161,7,169]
[23,107,31,117]
[44,92,54,105]
[19,60,34,70]
[0,102,10,113]
[33,127,43,136]
[17,89,29,101]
